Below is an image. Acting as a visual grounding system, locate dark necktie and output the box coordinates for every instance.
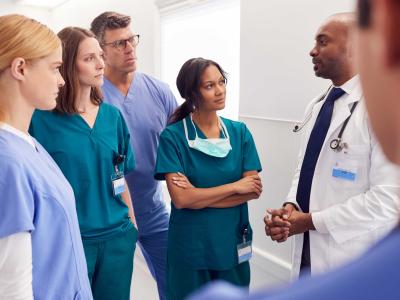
[296,87,345,274]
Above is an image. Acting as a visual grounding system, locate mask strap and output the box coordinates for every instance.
[183,114,199,142]
[189,114,199,139]
[218,117,230,140]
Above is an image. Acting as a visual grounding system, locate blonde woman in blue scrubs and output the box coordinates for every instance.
[0,15,92,299]
[30,27,137,300]
[155,57,263,300]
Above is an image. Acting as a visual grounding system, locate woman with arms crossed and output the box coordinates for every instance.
[155,57,262,300]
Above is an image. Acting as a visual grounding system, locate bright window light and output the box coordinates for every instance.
[160,0,240,120]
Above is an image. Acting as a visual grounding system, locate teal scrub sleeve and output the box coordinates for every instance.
[0,159,34,238]
[242,124,262,173]
[119,112,135,174]
[154,129,184,180]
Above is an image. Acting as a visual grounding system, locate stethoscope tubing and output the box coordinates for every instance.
[293,86,359,152]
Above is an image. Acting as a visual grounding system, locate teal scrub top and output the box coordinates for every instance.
[155,116,262,270]
[30,103,135,241]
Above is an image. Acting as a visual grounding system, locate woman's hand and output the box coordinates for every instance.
[233,174,262,196]
[171,172,195,189]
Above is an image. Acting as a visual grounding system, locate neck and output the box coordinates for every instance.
[105,68,134,95]
[192,110,218,129]
[331,69,357,87]
[75,85,96,113]
[0,81,34,134]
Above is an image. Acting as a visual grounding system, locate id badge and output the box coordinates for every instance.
[332,161,357,182]
[111,172,125,196]
[237,240,252,264]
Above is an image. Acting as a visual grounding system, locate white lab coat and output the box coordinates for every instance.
[287,77,400,278]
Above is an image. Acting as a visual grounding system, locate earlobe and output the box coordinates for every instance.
[10,58,27,81]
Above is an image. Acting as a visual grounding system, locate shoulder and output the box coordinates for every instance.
[101,103,128,131]
[221,117,248,134]
[31,109,58,123]
[138,72,175,101]
[101,102,121,118]
[138,72,170,90]
[160,120,184,139]
[0,138,30,184]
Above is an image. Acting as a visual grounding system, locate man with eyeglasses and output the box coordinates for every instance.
[91,12,177,300]
[188,0,400,299]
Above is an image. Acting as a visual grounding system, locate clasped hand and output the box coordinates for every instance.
[264,204,314,243]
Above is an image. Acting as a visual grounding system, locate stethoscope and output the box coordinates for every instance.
[293,86,359,152]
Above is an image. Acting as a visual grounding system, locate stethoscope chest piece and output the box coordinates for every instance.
[330,139,348,152]
[330,138,341,151]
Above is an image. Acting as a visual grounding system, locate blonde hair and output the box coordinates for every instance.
[0,14,61,72]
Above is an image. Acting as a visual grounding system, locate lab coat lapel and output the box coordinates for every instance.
[325,86,362,140]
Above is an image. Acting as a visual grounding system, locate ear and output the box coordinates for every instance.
[10,57,27,81]
[378,0,400,66]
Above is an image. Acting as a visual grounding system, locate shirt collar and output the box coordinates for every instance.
[0,122,36,149]
[334,74,360,95]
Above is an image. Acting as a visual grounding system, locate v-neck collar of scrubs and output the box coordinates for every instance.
[74,104,102,133]
[186,116,224,139]
[104,73,138,101]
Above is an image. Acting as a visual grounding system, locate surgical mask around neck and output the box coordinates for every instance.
[183,115,232,158]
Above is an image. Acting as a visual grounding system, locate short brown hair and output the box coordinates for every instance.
[90,12,131,45]
[55,27,102,114]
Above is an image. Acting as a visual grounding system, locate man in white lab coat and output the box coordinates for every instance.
[264,12,400,277]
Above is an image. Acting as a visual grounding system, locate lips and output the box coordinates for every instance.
[312,58,322,70]
[125,57,136,63]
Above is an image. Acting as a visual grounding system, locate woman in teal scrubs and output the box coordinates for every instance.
[155,57,263,300]
[30,27,137,300]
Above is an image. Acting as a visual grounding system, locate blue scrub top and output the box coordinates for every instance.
[0,129,92,300]
[155,116,262,270]
[188,226,400,300]
[101,73,177,234]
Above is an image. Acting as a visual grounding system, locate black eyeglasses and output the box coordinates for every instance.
[102,35,140,50]
[357,0,371,28]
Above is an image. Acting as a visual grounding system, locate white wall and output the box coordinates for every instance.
[0,0,159,76]
[51,0,159,75]
[0,1,52,25]
[240,0,356,287]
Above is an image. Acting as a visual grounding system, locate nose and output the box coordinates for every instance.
[58,73,65,87]
[124,40,135,53]
[97,56,105,70]
[310,45,318,57]
[215,83,225,95]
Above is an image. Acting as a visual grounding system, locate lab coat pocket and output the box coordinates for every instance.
[330,145,370,191]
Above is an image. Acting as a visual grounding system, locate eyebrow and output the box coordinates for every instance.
[203,76,224,83]
[80,52,102,57]
[316,34,328,40]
